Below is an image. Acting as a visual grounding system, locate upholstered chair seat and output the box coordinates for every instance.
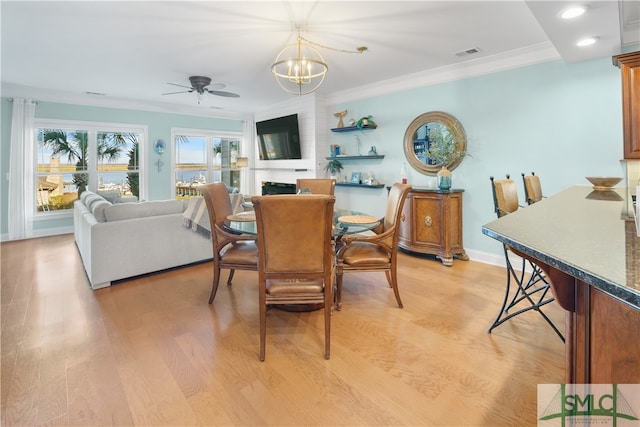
[219,242,258,264]
[340,242,392,265]
[267,278,325,295]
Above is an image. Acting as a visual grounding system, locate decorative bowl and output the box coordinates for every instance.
[585,176,623,191]
[586,190,623,201]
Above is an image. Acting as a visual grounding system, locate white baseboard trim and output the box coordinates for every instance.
[463,248,534,273]
[0,226,73,243]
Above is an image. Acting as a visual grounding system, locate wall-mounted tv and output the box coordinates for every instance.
[256,114,301,160]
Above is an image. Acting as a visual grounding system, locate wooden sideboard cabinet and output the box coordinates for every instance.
[398,188,468,266]
[613,51,640,159]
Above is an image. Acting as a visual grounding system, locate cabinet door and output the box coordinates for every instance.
[614,52,640,159]
[414,195,443,246]
[448,194,463,250]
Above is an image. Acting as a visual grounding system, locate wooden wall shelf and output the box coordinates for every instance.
[330,125,377,133]
[336,183,385,189]
[325,155,385,160]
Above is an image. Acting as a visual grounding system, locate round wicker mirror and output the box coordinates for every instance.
[403,111,467,176]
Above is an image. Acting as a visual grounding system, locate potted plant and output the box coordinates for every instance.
[426,125,466,190]
[356,115,377,129]
[323,158,343,179]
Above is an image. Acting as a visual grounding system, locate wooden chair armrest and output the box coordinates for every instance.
[215,224,255,242]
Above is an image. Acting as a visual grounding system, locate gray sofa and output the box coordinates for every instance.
[73,191,215,289]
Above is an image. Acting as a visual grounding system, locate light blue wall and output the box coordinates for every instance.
[0,101,243,235]
[1,55,626,258]
[328,56,623,258]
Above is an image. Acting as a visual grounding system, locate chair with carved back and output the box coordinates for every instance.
[200,183,258,304]
[488,175,563,341]
[295,178,336,195]
[335,183,411,310]
[521,172,544,205]
[251,194,336,361]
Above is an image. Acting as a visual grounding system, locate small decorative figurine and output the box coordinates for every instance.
[334,109,347,128]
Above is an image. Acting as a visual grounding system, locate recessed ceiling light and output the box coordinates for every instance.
[561,6,586,19]
[577,37,599,47]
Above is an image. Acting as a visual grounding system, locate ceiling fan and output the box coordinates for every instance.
[162,76,240,103]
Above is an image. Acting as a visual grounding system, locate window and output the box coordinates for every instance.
[173,130,243,199]
[35,120,145,214]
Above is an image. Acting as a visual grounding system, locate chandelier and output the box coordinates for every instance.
[271,31,367,96]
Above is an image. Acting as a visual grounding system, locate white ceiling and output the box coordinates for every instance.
[2,1,638,117]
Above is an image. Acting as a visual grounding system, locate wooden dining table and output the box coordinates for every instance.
[223,207,381,238]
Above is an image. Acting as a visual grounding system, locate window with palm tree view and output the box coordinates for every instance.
[174,131,242,199]
[36,121,143,213]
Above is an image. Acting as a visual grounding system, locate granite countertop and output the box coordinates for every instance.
[482,185,640,309]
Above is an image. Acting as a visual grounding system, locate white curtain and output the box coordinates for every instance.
[8,98,37,240]
[242,118,255,195]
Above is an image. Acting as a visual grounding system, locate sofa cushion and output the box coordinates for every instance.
[97,190,122,203]
[103,200,184,222]
[117,196,139,203]
[91,200,112,223]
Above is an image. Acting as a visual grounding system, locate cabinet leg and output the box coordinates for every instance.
[457,252,469,261]
[440,256,454,267]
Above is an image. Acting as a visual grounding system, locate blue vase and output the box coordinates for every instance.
[437,166,452,191]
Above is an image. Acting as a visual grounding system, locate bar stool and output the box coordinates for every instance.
[488,175,564,342]
[521,172,544,205]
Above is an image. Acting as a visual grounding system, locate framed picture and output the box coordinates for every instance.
[350,172,361,184]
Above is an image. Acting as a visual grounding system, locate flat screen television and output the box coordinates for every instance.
[256,114,301,160]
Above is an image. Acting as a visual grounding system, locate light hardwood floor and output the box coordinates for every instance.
[1,234,564,426]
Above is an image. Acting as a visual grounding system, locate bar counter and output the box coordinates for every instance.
[482,185,640,383]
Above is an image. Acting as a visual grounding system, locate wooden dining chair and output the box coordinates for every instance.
[200,183,258,304]
[521,172,544,205]
[488,175,563,341]
[251,194,336,361]
[295,178,336,195]
[335,183,411,310]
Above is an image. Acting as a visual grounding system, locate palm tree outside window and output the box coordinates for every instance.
[35,122,143,213]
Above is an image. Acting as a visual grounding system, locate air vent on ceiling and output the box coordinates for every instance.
[454,47,481,57]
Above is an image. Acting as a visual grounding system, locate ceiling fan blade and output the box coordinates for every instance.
[162,90,193,95]
[166,82,194,89]
[207,90,240,98]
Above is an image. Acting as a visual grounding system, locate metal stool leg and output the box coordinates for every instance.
[487,244,564,342]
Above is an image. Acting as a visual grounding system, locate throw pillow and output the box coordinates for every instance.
[97,190,122,204]
[80,190,96,204]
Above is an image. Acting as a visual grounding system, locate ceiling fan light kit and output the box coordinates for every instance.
[162,75,240,104]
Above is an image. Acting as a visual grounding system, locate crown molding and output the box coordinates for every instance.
[1,83,252,121]
[325,42,560,106]
[3,42,560,119]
